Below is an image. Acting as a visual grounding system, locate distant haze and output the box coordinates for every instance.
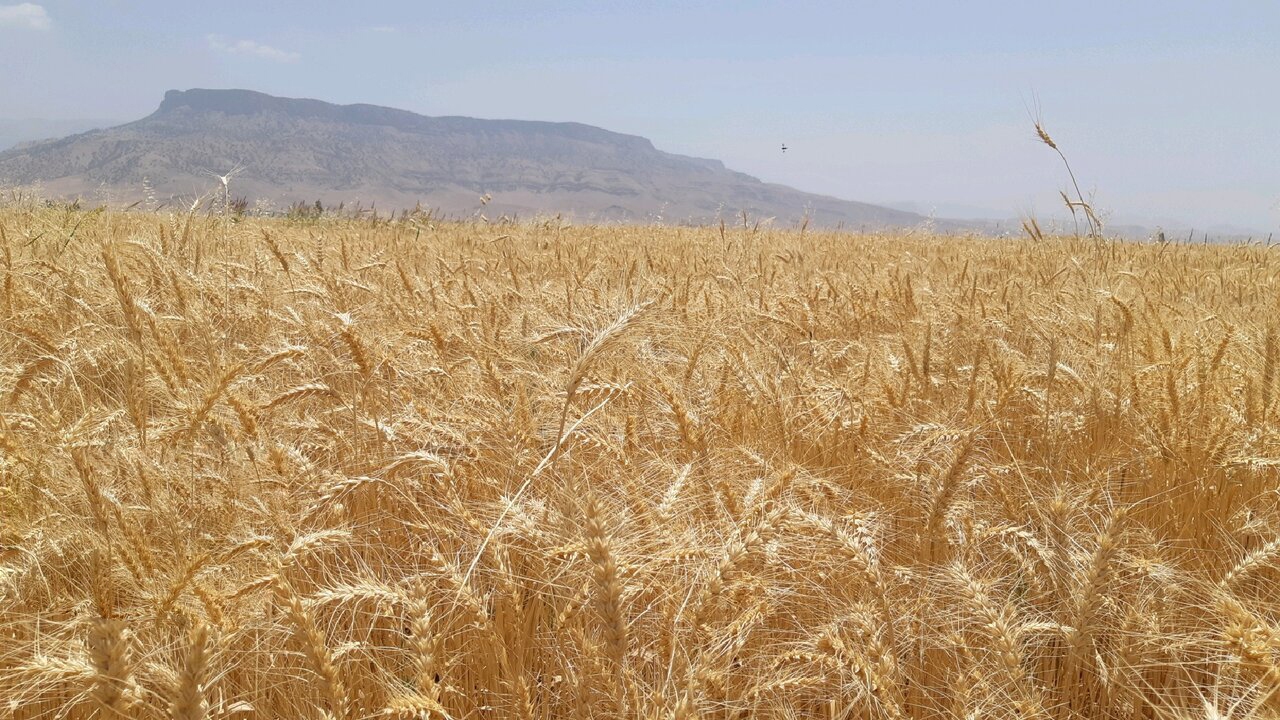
[0,118,120,152]
[0,1,1276,232]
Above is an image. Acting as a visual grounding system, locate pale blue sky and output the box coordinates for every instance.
[1,1,1277,231]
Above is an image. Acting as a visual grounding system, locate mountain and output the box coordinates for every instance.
[0,88,929,226]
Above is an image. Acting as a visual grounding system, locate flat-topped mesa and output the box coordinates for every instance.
[158,88,322,116]
[153,88,655,149]
[0,88,937,228]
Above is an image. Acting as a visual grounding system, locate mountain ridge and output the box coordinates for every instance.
[0,88,934,227]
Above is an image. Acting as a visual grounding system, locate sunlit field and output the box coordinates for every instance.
[2,204,1279,719]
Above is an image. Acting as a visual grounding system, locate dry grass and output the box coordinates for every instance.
[2,204,1280,719]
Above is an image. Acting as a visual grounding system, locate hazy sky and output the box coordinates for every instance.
[2,1,1277,232]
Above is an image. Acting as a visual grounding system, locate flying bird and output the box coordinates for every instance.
[781,144,788,153]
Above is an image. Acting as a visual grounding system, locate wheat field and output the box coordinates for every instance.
[1,204,1279,720]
